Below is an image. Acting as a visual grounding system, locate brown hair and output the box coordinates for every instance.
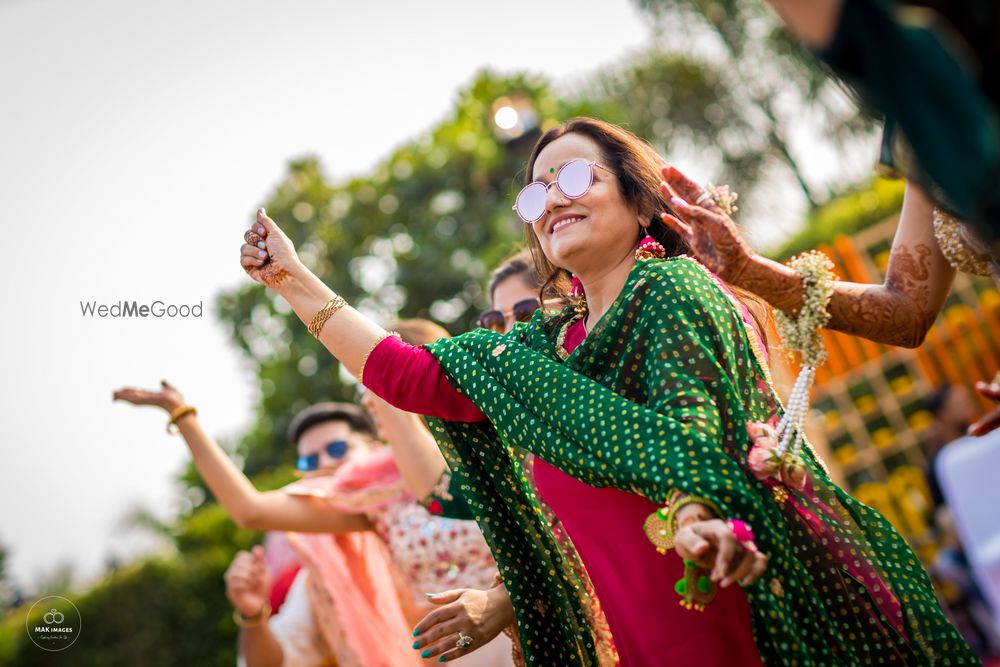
[522,118,690,299]
[287,402,377,444]
[391,318,450,346]
[487,248,544,301]
[522,117,768,343]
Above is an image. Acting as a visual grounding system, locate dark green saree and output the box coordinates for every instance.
[424,256,976,665]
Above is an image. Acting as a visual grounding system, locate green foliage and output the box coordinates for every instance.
[772,177,905,259]
[0,472,280,667]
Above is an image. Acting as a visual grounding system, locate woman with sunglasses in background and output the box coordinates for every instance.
[475,249,560,334]
[239,117,973,665]
[112,320,513,667]
[410,253,617,664]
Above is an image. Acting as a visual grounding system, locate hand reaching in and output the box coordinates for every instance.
[659,165,756,285]
[969,379,1000,436]
[411,586,514,662]
[673,512,768,589]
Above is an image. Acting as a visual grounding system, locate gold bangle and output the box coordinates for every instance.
[357,331,401,385]
[307,294,348,339]
[232,601,271,628]
[643,491,719,554]
[167,405,197,434]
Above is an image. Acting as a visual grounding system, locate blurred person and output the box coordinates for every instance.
[239,117,973,664]
[921,385,1000,659]
[764,0,1000,251]
[923,385,977,507]
[114,353,512,665]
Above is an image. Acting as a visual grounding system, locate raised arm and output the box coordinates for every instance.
[661,169,956,347]
[240,208,389,377]
[112,382,371,534]
[361,392,449,500]
[240,209,486,419]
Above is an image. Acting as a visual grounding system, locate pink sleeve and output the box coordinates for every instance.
[362,335,486,422]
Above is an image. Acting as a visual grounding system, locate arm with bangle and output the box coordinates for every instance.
[112,380,372,534]
[661,171,956,348]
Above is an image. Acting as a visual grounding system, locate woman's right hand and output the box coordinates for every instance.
[674,516,768,588]
[240,208,302,290]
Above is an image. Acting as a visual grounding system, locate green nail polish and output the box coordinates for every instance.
[412,641,420,649]
[412,629,420,637]
[421,650,431,658]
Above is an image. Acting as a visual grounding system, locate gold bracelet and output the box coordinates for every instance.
[643,491,720,554]
[232,601,271,628]
[357,331,401,385]
[307,294,348,339]
[167,405,197,435]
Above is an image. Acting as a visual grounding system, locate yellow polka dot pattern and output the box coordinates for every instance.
[425,257,977,666]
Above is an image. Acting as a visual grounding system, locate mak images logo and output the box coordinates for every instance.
[26,596,82,652]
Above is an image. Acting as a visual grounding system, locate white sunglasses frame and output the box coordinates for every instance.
[512,159,611,224]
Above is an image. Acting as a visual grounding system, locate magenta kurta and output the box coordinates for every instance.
[364,323,763,666]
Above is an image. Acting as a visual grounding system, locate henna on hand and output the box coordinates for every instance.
[253,263,292,288]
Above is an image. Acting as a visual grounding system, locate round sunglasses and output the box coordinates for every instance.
[296,439,349,472]
[512,158,611,224]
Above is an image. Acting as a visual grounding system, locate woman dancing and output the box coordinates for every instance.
[239,117,975,665]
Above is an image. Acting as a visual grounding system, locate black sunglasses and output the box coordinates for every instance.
[476,298,541,333]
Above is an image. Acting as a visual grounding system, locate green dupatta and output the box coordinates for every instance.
[425,256,976,666]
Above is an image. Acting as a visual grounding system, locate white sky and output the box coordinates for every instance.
[0,0,667,589]
[0,0,876,591]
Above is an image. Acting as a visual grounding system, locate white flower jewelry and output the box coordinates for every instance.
[697,183,739,216]
[748,251,836,490]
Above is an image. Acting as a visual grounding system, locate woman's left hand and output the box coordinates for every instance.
[113,380,185,414]
[674,518,768,588]
[411,586,514,662]
[659,165,756,285]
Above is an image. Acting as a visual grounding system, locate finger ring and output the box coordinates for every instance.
[244,230,262,246]
[726,519,758,552]
[694,191,713,206]
[456,632,474,648]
